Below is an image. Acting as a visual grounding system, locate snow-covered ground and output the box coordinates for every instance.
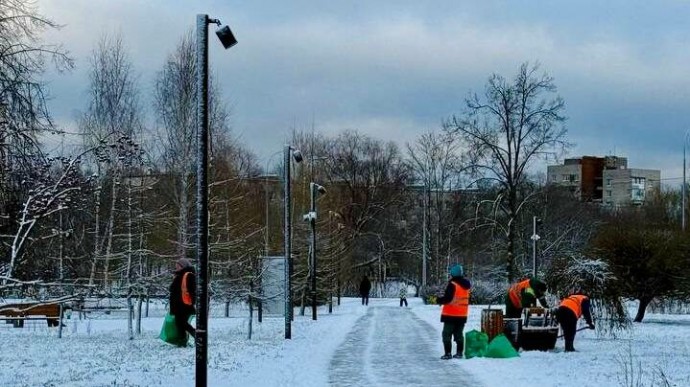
[1,297,689,386]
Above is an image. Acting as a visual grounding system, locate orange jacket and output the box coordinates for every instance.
[182,272,193,306]
[560,295,588,318]
[508,279,532,308]
[441,282,470,317]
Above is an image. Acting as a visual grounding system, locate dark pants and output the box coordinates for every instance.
[174,313,196,338]
[442,321,465,355]
[361,294,369,305]
[505,302,523,318]
[400,298,408,307]
[557,306,578,351]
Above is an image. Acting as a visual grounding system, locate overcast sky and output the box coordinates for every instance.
[39,0,690,184]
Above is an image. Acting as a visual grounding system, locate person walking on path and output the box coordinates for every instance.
[169,258,197,338]
[399,286,408,307]
[505,277,549,318]
[359,275,371,305]
[437,263,471,359]
[557,293,594,352]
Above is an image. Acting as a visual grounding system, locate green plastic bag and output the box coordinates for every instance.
[485,334,519,358]
[159,313,189,347]
[464,330,489,359]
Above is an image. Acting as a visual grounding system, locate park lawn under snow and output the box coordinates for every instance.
[1,297,689,387]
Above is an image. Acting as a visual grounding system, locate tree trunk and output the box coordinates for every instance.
[103,171,120,291]
[136,296,143,335]
[634,296,653,322]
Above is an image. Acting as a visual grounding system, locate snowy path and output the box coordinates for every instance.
[329,305,482,387]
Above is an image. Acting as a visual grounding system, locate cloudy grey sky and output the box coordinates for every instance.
[39,0,690,184]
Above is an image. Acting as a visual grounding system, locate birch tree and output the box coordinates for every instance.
[79,33,144,290]
[153,31,232,259]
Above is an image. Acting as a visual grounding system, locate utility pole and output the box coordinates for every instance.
[309,183,317,320]
[421,159,429,290]
[422,183,427,290]
[195,14,236,386]
[680,136,688,231]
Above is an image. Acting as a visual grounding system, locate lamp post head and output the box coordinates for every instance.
[215,25,238,49]
[292,149,303,163]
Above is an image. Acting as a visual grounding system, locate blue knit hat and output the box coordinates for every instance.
[449,263,464,277]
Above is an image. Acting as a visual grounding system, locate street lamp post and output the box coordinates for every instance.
[195,14,236,387]
[283,145,302,339]
[305,182,326,320]
[531,216,541,277]
[680,130,690,231]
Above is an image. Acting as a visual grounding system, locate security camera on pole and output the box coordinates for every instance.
[304,182,326,320]
[283,145,302,339]
[196,13,236,387]
[531,216,541,277]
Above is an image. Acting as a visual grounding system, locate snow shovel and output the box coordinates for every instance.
[557,326,589,339]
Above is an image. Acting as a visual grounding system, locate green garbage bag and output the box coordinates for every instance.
[485,334,519,358]
[159,313,189,347]
[464,330,489,359]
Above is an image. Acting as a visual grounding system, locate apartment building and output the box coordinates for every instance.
[547,155,660,207]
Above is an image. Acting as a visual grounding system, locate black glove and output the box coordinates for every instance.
[588,323,595,330]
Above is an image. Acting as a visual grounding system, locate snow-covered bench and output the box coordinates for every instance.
[0,302,62,328]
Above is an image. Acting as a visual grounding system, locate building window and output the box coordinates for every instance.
[606,190,612,197]
[562,174,577,183]
[606,178,612,187]
[631,187,645,202]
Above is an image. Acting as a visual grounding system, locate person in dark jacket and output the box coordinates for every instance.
[557,293,595,352]
[169,258,196,338]
[437,263,471,359]
[505,277,549,318]
[359,275,371,305]
[399,286,408,307]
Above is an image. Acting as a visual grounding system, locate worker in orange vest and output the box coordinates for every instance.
[557,293,595,352]
[437,263,471,359]
[505,277,549,318]
[169,258,197,338]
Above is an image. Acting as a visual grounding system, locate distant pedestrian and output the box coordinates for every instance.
[437,263,471,359]
[169,258,197,338]
[399,286,408,307]
[359,275,371,305]
[557,293,594,352]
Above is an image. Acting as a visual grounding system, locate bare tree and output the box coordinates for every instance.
[0,0,73,177]
[0,1,73,274]
[444,62,569,282]
[79,33,144,290]
[406,130,467,285]
[320,130,411,289]
[1,152,94,284]
[153,30,233,259]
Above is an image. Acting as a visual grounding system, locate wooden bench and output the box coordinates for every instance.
[0,303,62,328]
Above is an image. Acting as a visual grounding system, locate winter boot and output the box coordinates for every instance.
[441,341,452,359]
[455,340,464,359]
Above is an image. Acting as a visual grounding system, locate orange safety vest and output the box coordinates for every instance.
[560,295,588,318]
[181,272,193,306]
[441,282,470,317]
[508,279,532,308]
